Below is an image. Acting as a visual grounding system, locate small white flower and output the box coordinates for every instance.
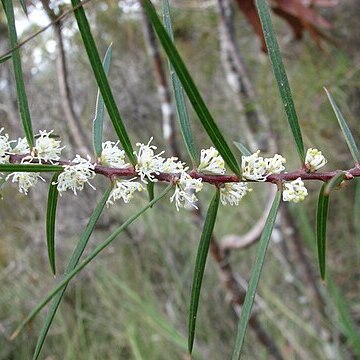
[32,130,64,163]
[12,137,30,155]
[283,177,308,203]
[242,150,267,181]
[6,172,45,195]
[198,147,225,174]
[55,155,95,195]
[134,138,165,183]
[305,148,327,172]
[0,128,11,164]
[161,156,185,173]
[107,178,144,206]
[100,141,129,168]
[220,182,251,206]
[170,172,203,211]
[265,154,286,174]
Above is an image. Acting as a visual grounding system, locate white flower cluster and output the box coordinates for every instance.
[1,130,64,194]
[1,128,327,208]
[282,177,308,203]
[305,148,327,172]
[54,155,95,195]
[241,150,286,181]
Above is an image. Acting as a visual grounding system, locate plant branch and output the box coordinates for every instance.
[8,154,360,185]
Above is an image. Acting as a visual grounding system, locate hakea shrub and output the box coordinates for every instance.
[0,127,328,208]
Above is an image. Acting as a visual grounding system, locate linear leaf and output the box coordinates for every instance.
[232,191,281,359]
[0,53,11,64]
[46,174,60,275]
[324,172,345,196]
[11,184,172,341]
[70,0,136,164]
[162,0,197,165]
[188,189,220,354]
[255,0,304,162]
[32,186,112,360]
[146,181,155,204]
[18,0,27,16]
[316,183,330,280]
[0,164,63,173]
[233,141,252,157]
[142,0,240,175]
[4,0,34,148]
[93,43,112,158]
[324,88,360,164]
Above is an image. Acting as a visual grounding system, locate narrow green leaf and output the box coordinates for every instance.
[162,0,197,165]
[255,0,304,162]
[316,183,330,280]
[146,181,155,204]
[0,164,63,173]
[46,174,59,275]
[93,43,113,158]
[18,0,27,16]
[70,0,136,165]
[32,186,112,360]
[188,189,220,354]
[142,0,240,175]
[11,184,172,341]
[232,191,281,359]
[0,53,11,64]
[324,172,345,196]
[4,0,34,148]
[324,88,360,164]
[233,141,252,157]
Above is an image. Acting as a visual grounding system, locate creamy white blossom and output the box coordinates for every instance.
[265,154,286,174]
[283,177,308,203]
[305,148,327,172]
[100,141,129,168]
[134,138,165,183]
[160,156,185,173]
[242,150,267,181]
[55,155,95,195]
[6,172,45,195]
[170,172,203,211]
[12,137,30,155]
[198,147,225,174]
[107,178,144,206]
[0,128,11,164]
[32,130,63,163]
[220,182,251,206]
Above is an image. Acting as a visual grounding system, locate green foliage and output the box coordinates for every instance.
[33,186,112,360]
[232,191,281,359]
[92,43,113,158]
[70,0,136,164]
[233,141,252,157]
[316,183,329,280]
[46,173,60,275]
[188,189,220,354]
[0,164,63,172]
[162,0,197,165]
[325,88,360,164]
[142,0,241,175]
[256,0,304,162]
[3,0,34,148]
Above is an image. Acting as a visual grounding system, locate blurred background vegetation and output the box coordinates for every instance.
[0,0,360,359]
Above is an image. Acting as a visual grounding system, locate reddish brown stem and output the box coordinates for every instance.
[8,154,360,185]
